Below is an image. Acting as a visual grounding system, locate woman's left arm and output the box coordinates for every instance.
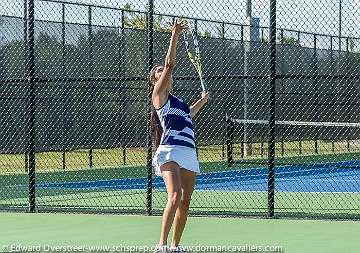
[190,92,209,118]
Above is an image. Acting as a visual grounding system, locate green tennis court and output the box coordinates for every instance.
[1,148,360,218]
[0,212,359,253]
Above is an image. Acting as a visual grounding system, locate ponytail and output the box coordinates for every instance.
[149,65,163,151]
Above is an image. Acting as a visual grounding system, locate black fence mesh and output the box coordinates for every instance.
[0,0,359,219]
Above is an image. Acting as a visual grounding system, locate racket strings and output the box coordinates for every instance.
[183,24,206,91]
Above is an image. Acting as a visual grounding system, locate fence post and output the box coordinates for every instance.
[330,36,335,152]
[88,6,94,169]
[268,0,277,218]
[221,21,225,161]
[119,9,126,165]
[243,2,257,157]
[27,0,36,212]
[314,34,319,154]
[23,0,28,173]
[346,37,351,152]
[61,3,67,170]
[335,1,342,128]
[279,29,284,157]
[146,0,155,216]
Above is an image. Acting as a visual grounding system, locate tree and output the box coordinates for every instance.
[278,35,300,46]
[35,32,62,77]
[123,3,170,32]
[1,39,25,79]
[200,31,212,38]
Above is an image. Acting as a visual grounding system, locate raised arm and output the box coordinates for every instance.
[152,19,187,109]
[190,92,209,118]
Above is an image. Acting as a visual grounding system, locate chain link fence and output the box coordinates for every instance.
[0,0,359,219]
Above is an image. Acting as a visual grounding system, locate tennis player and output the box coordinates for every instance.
[149,19,209,253]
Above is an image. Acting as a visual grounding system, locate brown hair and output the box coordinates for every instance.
[149,64,163,151]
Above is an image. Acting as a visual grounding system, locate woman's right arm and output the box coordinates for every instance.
[152,19,187,109]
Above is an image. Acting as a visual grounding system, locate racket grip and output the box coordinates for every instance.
[200,79,207,92]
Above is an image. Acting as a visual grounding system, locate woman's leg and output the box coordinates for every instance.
[158,162,182,246]
[170,169,196,248]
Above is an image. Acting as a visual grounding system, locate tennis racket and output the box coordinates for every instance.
[183,22,207,92]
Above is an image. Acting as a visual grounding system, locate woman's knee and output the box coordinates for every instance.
[167,189,182,207]
[179,193,192,211]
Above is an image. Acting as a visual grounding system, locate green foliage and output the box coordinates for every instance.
[123,3,170,32]
[0,39,26,78]
[153,15,172,33]
[278,35,300,46]
[200,31,212,38]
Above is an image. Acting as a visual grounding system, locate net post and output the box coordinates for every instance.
[240,141,244,159]
[27,0,36,212]
[267,0,277,219]
[122,146,126,165]
[226,113,233,167]
[146,0,155,216]
[88,149,93,168]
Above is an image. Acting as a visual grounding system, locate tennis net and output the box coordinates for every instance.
[225,117,360,168]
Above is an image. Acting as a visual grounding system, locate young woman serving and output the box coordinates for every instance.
[149,19,209,253]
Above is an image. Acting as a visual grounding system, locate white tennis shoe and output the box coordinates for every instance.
[169,245,187,252]
[154,245,171,253]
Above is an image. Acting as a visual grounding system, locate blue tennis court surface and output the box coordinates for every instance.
[35,160,360,193]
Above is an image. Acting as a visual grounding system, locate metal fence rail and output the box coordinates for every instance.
[0,0,359,219]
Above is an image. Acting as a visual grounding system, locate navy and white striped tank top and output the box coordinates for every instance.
[156,94,195,149]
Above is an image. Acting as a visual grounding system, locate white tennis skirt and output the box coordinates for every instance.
[152,145,200,176]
